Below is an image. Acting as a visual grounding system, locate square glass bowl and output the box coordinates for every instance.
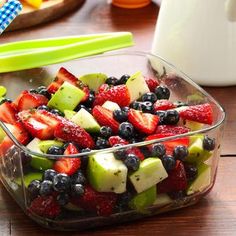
[0,52,225,231]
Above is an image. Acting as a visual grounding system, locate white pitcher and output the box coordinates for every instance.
[152,0,236,86]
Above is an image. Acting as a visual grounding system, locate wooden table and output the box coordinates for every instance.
[1,1,236,235]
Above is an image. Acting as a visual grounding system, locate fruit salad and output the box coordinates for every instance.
[0,57,224,230]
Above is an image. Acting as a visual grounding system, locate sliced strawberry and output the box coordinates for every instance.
[0,122,30,156]
[71,185,117,216]
[17,91,48,111]
[13,90,28,106]
[153,99,176,111]
[18,109,61,140]
[93,85,130,107]
[28,195,61,219]
[92,106,120,133]
[178,103,213,125]
[128,109,159,134]
[146,133,190,155]
[0,101,18,124]
[156,125,190,135]
[53,143,81,176]
[98,83,110,93]
[47,67,78,94]
[108,136,129,146]
[54,120,95,149]
[144,76,159,92]
[157,160,187,194]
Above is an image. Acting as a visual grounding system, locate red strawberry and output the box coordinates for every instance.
[98,83,110,93]
[53,143,81,176]
[156,125,190,135]
[92,106,120,133]
[47,67,78,94]
[146,133,189,155]
[28,195,61,219]
[0,101,18,124]
[17,91,48,111]
[128,109,159,134]
[0,122,30,156]
[153,99,176,111]
[71,185,117,216]
[157,160,187,193]
[178,103,213,125]
[13,90,28,107]
[144,76,159,92]
[108,136,129,146]
[18,109,62,140]
[54,120,95,149]
[93,85,130,107]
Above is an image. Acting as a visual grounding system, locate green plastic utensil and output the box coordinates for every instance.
[0,32,134,73]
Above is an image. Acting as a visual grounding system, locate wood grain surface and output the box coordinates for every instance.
[1,0,236,235]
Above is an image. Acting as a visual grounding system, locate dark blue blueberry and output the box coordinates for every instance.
[39,180,53,196]
[173,145,189,161]
[71,170,86,185]
[50,109,64,117]
[56,193,69,206]
[163,110,179,125]
[117,191,133,210]
[37,86,51,99]
[131,101,142,110]
[100,126,113,138]
[28,180,41,199]
[0,98,12,105]
[168,190,186,200]
[184,163,198,181]
[140,101,154,113]
[47,146,64,155]
[82,92,95,107]
[80,148,91,169]
[141,92,157,103]
[118,122,134,139]
[118,74,130,85]
[53,173,71,192]
[113,109,128,122]
[151,143,166,157]
[43,169,58,181]
[96,137,110,149]
[121,106,130,113]
[37,105,50,111]
[155,111,166,125]
[123,154,140,171]
[71,184,85,197]
[154,86,170,100]
[161,155,176,172]
[203,136,216,151]
[106,76,119,86]
[114,145,127,161]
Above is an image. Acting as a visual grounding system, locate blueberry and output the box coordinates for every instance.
[50,109,64,117]
[140,101,154,113]
[81,148,91,153]
[82,92,95,107]
[37,105,50,111]
[0,98,12,105]
[168,190,186,200]
[131,101,142,110]
[39,180,53,196]
[141,92,157,103]
[75,104,89,112]
[56,193,69,206]
[123,154,140,171]
[173,145,189,161]
[114,146,127,161]
[29,89,38,94]
[71,184,85,197]
[80,148,91,169]
[163,110,179,125]
[118,74,130,85]
[154,86,170,100]
[161,155,176,172]
[71,170,86,185]
[184,163,198,181]
[203,136,216,151]
[47,146,64,155]
[155,111,166,125]
[43,169,57,181]
[117,191,133,210]
[100,126,113,138]
[151,143,166,157]
[96,137,110,149]
[121,106,129,113]
[173,101,188,107]
[37,87,51,99]
[20,152,32,167]
[53,173,71,192]
[28,180,41,199]
[113,109,128,122]
[118,122,134,139]
[106,76,119,86]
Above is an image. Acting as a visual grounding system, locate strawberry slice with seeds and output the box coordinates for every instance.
[93,85,130,107]
[178,103,213,125]
[128,109,159,134]
[157,160,187,193]
[98,83,110,93]
[18,109,62,140]
[153,99,176,111]
[156,125,190,135]
[54,120,95,149]
[144,76,159,92]
[53,143,81,176]
[0,101,18,124]
[92,106,120,133]
[17,91,48,111]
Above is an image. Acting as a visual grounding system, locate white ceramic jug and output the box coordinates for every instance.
[152,0,236,86]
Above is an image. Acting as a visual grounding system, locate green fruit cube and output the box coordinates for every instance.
[64,110,76,120]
